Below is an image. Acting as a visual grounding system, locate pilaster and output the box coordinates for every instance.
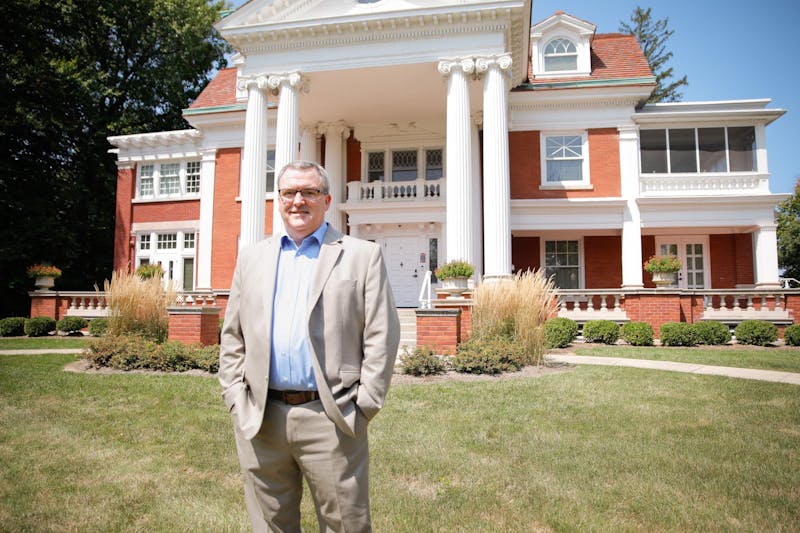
[618,125,644,288]
[754,223,781,288]
[196,148,217,290]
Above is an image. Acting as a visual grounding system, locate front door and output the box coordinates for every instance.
[383,237,424,307]
[656,237,709,289]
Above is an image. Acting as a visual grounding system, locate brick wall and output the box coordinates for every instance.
[416,309,462,355]
[211,148,242,289]
[511,236,540,272]
[347,132,361,182]
[113,166,136,272]
[132,200,200,223]
[167,307,221,346]
[584,235,622,288]
[509,131,539,199]
[625,292,682,337]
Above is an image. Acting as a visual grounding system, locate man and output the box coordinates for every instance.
[219,160,400,532]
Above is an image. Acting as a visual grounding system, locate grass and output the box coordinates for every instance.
[0,336,90,350]
[1,353,799,531]
[574,345,800,373]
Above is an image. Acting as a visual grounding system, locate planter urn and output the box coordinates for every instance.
[34,276,55,292]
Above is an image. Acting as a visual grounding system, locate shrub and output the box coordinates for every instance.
[105,270,176,342]
[24,316,56,337]
[734,320,778,346]
[84,334,219,372]
[659,322,698,346]
[620,322,654,346]
[435,260,475,279]
[544,317,578,348]
[452,336,525,374]
[135,263,164,280]
[471,270,557,366]
[693,321,732,345]
[88,318,109,336]
[784,324,800,346]
[0,317,26,337]
[57,316,88,334]
[401,345,446,376]
[581,320,620,345]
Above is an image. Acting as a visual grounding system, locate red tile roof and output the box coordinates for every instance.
[189,67,238,109]
[527,33,653,86]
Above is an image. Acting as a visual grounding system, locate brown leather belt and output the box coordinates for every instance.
[268,389,320,405]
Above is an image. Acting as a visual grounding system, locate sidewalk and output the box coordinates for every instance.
[547,353,800,385]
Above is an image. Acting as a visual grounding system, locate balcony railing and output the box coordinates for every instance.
[346,179,445,204]
[63,290,218,318]
[639,172,769,196]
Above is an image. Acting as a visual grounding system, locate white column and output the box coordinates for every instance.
[476,54,513,278]
[471,113,484,279]
[299,122,319,163]
[438,58,476,270]
[754,223,781,288]
[196,149,217,290]
[321,121,348,229]
[269,71,306,236]
[237,76,270,248]
[618,125,644,288]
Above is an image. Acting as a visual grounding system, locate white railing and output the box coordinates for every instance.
[556,290,629,322]
[698,290,792,324]
[418,270,433,309]
[639,172,769,196]
[62,292,109,318]
[346,179,445,204]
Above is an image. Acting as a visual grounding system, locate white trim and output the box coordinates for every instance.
[539,131,590,189]
[654,236,711,290]
[540,236,585,289]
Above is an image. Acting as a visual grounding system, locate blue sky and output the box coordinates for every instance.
[229,0,799,194]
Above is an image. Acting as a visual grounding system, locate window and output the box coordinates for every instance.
[639,127,756,174]
[544,38,577,72]
[426,149,443,180]
[159,163,180,195]
[157,233,177,250]
[139,164,154,196]
[139,234,151,251]
[266,150,276,192]
[184,233,195,249]
[367,152,384,182]
[545,240,580,289]
[392,150,417,182]
[186,161,201,194]
[542,134,589,186]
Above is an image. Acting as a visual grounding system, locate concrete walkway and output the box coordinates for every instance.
[547,353,800,385]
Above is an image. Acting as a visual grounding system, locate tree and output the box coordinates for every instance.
[0,0,231,316]
[777,179,800,282]
[620,6,688,103]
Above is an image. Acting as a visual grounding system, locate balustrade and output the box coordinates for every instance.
[346,178,445,204]
[63,292,109,318]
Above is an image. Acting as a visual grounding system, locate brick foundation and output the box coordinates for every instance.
[167,306,221,346]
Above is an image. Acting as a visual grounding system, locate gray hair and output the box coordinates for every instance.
[276,160,331,194]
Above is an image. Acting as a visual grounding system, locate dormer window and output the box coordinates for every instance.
[544,38,577,72]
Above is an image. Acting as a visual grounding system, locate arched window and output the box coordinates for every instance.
[544,38,577,72]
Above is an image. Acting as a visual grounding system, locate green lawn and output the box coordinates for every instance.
[574,345,800,373]
[0,336,90,350]
[1,353,798,531]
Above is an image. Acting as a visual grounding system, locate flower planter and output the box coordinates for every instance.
[651,271,677,288]
[34,276,55,292]
[440,277,469,298]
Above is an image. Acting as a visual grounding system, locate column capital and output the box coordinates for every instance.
[437,57,475,76]
[758,223,778,232]
[475,54,513,75]
[317,120,350,138]
[115,161,136,170]
[237,71,309,95]
[200,148,217,162]
[617,124,639,139]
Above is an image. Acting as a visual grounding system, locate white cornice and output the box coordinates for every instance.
[108,129,202,149]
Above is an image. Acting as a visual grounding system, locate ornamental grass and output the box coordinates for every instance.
[470,269,557,366]
[104,270,176,343]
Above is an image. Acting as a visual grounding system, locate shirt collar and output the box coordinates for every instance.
[280,222,329,250]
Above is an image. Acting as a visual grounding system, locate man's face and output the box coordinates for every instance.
[277,167,331,243]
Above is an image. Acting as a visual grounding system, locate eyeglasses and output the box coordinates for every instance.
[278,188,325,201]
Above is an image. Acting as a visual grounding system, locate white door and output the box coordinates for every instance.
[656,237,709,289]
[383,237,424,307]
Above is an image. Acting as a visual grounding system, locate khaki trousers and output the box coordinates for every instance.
[232,398,371,533]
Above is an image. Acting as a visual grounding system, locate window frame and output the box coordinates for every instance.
[135,230,197,291]
[541,237,584,290]
[362,146,445,183]
[136,160,202,201]
[543,37,578,73]
[539,132,591,189]
[638,126,758,175]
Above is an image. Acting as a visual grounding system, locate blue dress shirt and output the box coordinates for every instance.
[269,222,328,391]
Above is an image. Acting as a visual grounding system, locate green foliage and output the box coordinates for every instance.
[401,346,446,376]
[435,260,475,279]
[84,334,218,372]
[734,320,779,346]
[26,264,62,279]
[544,317,578,348]
[619,6,688,102]
[88,318,109,337]
[0,0,231,317]
[659,322,698,347]
[452,336,525,375]
[24,317,56,337]
[693,321,732,345]
[0,317,26,337]
[783,324,800,346]
[582,320,620,345]
[620,321,654,346]
[643,255,682,273]
[135,263,164,280]
[777,180,800,281]
[56,316,88,334]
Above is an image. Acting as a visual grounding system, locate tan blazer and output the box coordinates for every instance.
[219,227,401,440]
